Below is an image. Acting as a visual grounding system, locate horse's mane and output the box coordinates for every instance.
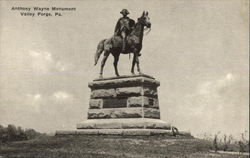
[130,17,143,35]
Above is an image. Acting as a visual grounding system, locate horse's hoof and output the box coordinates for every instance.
[116,74,120,77]
[131,72,135,75]
[99,75,103,79]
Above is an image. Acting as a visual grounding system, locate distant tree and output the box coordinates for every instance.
[238,131,249,154]
[25,128,39,139]
[0,125,5,143]
[238,141,245,154]
[213,134,218,152]
[6,124,18,140]
[227,135,233,144]
[223,134,228,151]
[17,126,25,135]
[0,125,4,137]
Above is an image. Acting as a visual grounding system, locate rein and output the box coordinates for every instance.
[144,27,151,35]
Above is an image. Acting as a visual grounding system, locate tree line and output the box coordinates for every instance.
[0,124,44,143]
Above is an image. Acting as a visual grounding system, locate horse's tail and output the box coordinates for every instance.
[94,39,106,66]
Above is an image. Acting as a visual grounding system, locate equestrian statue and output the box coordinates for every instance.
[94,9,151,78]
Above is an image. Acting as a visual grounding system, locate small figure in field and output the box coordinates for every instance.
[172,126,179,137]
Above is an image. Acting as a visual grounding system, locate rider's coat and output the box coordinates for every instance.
[114,17,135,37]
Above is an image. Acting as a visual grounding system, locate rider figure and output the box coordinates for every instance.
[114,9,135,53]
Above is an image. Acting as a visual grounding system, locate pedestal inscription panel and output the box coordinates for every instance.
[103,98,127,108]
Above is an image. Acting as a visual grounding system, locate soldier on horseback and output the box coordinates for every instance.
[95,10,151,78]
[114,9,135,53]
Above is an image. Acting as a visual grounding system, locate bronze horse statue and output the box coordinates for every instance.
[94,11,151,78]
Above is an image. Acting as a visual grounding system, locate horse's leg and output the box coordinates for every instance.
[113,54,120,77]
[131,53,136,74]
[135,53,141,74]
[99,51,110,78]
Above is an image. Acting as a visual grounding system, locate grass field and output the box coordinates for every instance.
[0,135,248,158]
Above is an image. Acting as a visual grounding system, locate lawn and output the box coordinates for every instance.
[0,135,248,158]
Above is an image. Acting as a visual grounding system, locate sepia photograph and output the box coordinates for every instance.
[0,0,249,157]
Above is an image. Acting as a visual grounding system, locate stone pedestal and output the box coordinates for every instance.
[56,74,192,137]
[75,74,173,135]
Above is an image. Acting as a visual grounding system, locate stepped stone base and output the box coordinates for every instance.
[55,118,179,136]
[56,129,173,136]
[77,118,171,129]
[55,129,192,137]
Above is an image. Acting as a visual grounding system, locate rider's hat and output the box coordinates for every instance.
[120,9,129,15]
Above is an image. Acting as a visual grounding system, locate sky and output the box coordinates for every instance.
[0,0,249,138]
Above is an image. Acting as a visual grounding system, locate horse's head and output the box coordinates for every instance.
[138,11,151,28]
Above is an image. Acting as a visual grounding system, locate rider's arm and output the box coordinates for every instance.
[130,19,135,28]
